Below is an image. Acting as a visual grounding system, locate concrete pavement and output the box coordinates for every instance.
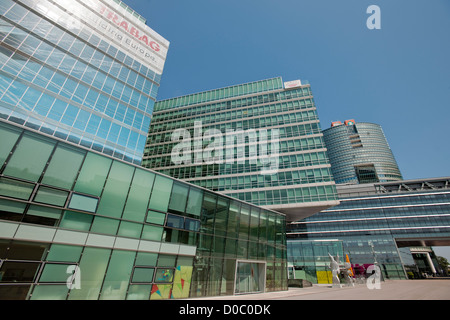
[189,279,450,300]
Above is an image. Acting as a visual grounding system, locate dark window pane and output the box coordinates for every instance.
[0,285,31,300]
[166,214,183,229]
[3,242,48,260]
[0,261,41,282]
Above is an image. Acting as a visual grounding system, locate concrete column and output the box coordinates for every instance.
[425,252,437,274]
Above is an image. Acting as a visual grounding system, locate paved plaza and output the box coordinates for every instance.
[191,279,450,300]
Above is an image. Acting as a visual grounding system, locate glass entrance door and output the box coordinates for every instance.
[235,261,265,294]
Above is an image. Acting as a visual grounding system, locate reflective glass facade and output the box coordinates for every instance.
[0,0,169,165]
[143,77,339,222]
[0,119,287,299]
[323,121,403,184]
[287,240,344,284]
[287,178,450,281]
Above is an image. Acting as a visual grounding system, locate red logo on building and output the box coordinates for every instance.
[99,5,160,52]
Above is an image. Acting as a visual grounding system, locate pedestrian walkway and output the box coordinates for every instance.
[189,279,450,300]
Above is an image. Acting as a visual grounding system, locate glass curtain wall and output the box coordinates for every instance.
[0,0,168,164]
[0,120,287,299]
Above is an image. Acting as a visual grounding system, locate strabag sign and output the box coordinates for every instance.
[85,0,169,75]
[33,0,168,75]
[99,6,161,53]
[284,80,302,89]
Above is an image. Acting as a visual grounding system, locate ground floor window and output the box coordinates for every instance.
[235,260,266,294]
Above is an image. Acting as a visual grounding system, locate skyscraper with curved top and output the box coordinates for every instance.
[323,120,403,184]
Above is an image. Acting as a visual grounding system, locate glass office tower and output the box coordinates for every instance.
[322,120,403,184]
[287,177,450,281]
[0,119,287,299]
[0,0,169,164]
[143,77,339,222]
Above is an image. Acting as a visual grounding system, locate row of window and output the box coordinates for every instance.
[1,110,147,165]
[154,77,284,112]
[147,151,330,179]
[221,184,338,206]
[0,240,192,300]
[144,125,324,158]
[289,216,450,234]
[152,88,313,124]
[328,193,450,211]
[301,208,450,228]
[0,260,174,285]
[185,167,333,189]
[148,109,318,143]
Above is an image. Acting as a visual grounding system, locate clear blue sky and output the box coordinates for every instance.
[123,0,450,181]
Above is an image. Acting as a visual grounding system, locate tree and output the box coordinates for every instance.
[436,256,449,276]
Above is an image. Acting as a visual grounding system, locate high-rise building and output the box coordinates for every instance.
[287,177,450,282]
[322,120,403,184]
[0,0,169,164]
[143,77,339,222]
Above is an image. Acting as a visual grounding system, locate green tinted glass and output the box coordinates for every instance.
[0,177,34,200]
[90,216,119,235]
[30,285,68,300]
[34,186,68,207]
[46,244,83,262]
[122,168,155,222]
[239,204,250,240]
[126,284,151,300]
[68,247,111,300]
[146,210,166,225]
[148,175,173,212]
[73,152,111,196]
[135,252,158,266]
[39,263,74,282]
[117,221,142,238]
[96,161,134,218]
[26,205,62,220]
[0,124,21,165]
[186,187,203,217]
[0,199,26,213]
[3,133,54,181]
[68,193,98,213]
[141,225,163,241]
[59,210,93,231]
[132,267,154,283]
[100,250,135,300]
[157,254,176,267]
[168,182,188,213]
[41,145,85,189]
